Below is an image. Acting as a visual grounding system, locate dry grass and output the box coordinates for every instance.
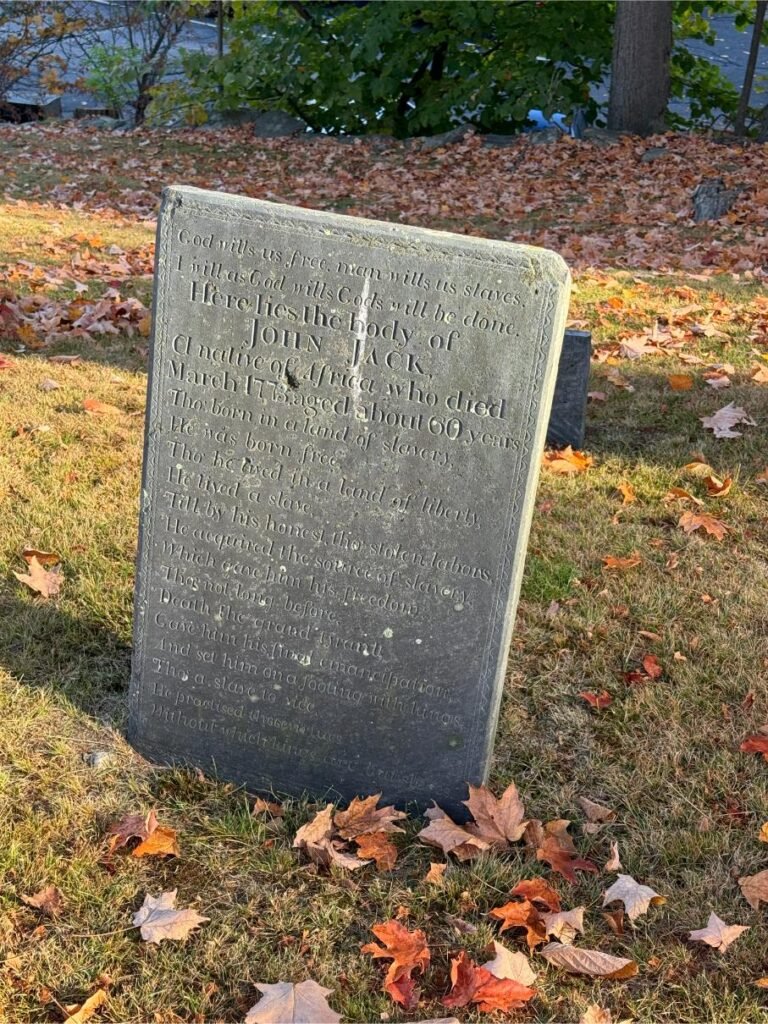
[0,127,767,1023]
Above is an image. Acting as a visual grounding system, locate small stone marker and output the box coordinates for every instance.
[546,329,592,449]
[129,187,570,810]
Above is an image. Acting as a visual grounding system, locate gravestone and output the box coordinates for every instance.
[128,186,570,811]
[546,328,591,449]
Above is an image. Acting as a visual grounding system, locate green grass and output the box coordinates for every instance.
[1,126,768,1023]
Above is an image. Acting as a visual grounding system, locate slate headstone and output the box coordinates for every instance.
[546,328,591,449]
[129,186,570,811]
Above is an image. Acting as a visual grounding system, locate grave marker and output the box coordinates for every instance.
[129,186,570,811]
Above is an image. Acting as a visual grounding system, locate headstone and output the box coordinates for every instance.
[546,329,591,449]
[129,186,570,811]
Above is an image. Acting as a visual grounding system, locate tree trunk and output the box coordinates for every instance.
[734,0,767,136]
[608,0,672,136]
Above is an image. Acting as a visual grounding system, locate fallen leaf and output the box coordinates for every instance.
[605,367,635,391]
[541,907,585,944]
[362,920,430,1009]
[489,900,547,948]
[756,467,768,484]
[464,782,528,846]
[442,951,536,1012]
[132,825,180,859]
[701,402,755,438]
[354,830,398,871]
[418,804,490,861]
[540,942,638,979]
[21,547,60,567]
[21,885,64,917]
[684,459,714,477]
[107,809,159,853]
[740,735,768,761]
[604,841,622,872]
[63,990,107,1024]
[0,356,13,370]
[293,804,362,869]
[759,822,768,843]
[704,474,733,497]
[542,446,594,474]
[642,654,663,679]
[665,486,704,506]
[424,862,447,885]
[481,941,537,985]
[14,556,63,599]
[83,397,123,415]
[132,890,208,943]
[739,870,768,910]
[678,511,728,541]
[602,908,625,935]
[602,874,665,921]
[38,378,61,391]
[537,833,600,884]
[334,794,406,839]
[580,1006,613,1024]
[245,981,341,1024]
[668,374,693,391]
[445,913,477,936]
[510,877,561,911]
[704,371,731,389]
[588,390,607,401]
[617,481,636,505]
[579,691,613,710]
[252,797,283,817]
[578,797,616,824]
[602,553,642,570]
[48,354,81,364]
[756,978,768,989]
[688,912,749,953]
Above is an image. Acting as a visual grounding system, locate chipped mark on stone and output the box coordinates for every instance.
[383,627,394,639]
[350,277,371,423]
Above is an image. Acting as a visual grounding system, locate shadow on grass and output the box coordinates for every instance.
[0,590,131,724]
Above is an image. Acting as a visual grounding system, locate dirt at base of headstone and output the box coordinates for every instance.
[692,177,742,222]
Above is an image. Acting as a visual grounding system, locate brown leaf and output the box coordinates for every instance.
[48,354,81,364]
[14,556,63,599]
[21,547,60,567]
[540,942,638,979]
[361,920,430,1009]
[602,874,665,921]
[688,912,749,953]
[334,794,406,839]
[667,374,693,391]
[642,654,663,679]
[418,804,490,861]
[424,862,447,885]
[578,797,616,824]
[758,822,768,843]
[701,402,755,438]
[602,553,642,571]
[107,809,158,854]
[580,1005,613,1024]
[541,907,585,944]
[133,825,179,859]
[678,511,728,541]
[132,890,208,943]
[537,834,599,884]
[704,474,733,497]
[481,941,537,985]
[740,735,768,761]
[21,885,64,918]
[83,397,123,415]
[293,804,335,863]
[463,782,527,846]
[63,990,107,1024]
[684,458,714,477]
[617,481,636,505]
[510,877,561,911]
[579,690,613,710]
[604,841,622,872]
[442,951,535,1012]
[542,446,594,474]
[354,831,398,871]
[602,909,625,935]
[489,899,547,948]
[245,981,341,1024]
[739,870,768,910]
[252,797,283,817]
[665,486,704,506]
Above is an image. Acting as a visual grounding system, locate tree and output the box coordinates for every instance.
[608,0,673,135]
[734,0,767,135]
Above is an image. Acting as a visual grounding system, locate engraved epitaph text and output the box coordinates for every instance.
[129,187,570,810]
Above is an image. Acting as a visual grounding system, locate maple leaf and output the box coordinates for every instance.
[704,474,732,497]
[542,907,585,944]
[579,691,613,710]
[463,782,527,846]
[107,809,159,854]
[354,831,398,871]
[740,734,768,761]
[63,989,107,1024]
[14,556,62,599]
[418,804,490,861]
[580,1005,613,1024]
[602,874,665,921]
[252,797,283,817]
[424,862,447,885]
[751,364,768,384]
[541,446,594,474]
[667,374,693,391]
[688,912,749,953]
[334,794,406,838]
[21,885,64,917]
[83,397,122,415]
[700,402,755,438]
[642,654,663,679]
[510,877,561,911]
[617,481,636,505]
[442,951,535,1012]
[245,981,341,1024]
[602,553,642,570]
[361,920,430,1009]
[578,797,616,825]
[678,511,728,541]
[489,899,547,948]
[292,804,343,868]
[132,825,180,859]
[481,941,537,985]
[739,870,768,910]
[537,834,599,884]
[540,942,638,979]
[132,890,208,943]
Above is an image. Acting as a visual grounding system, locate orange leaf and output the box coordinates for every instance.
[489,900,547,948]
[617,481,636,505]
[541,446,594,475]
[334,794,406,839]
[83,397,122,415]
[361,921,430,1009]
[668,374,693,391]
[579,690,612,710]
[740,734,768,761]
[133,825,180,859]
[602,553,641,571]
[537,834,599,884]
[704,474,732,497]
[22,547,60,567]
[642,654,663,679]
[353,831,398,871]
[678,511,728,540]
[443,952,535,1012]
[424,862,446,885]
[510,877,561,911]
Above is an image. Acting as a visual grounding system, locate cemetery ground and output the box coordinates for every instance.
[0,124,767,1024]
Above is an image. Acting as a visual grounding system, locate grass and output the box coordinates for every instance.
[0,125,768,1023]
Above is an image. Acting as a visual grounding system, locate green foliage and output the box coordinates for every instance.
[82,44,144,115]
[183,0,613,137]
